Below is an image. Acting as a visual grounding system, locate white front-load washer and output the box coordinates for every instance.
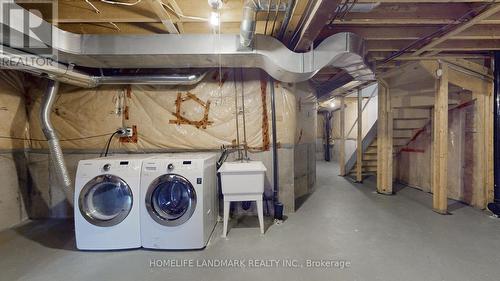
[140,153,218,250]
[74,155,151,250]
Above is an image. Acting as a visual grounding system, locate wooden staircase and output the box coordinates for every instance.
[344,96,460,181]
[348,138,378,178]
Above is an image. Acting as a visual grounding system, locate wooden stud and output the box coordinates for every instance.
[471,82,495,208]
[163,0,185,33]
[148,0,180,34]
[377,80,393,194]
[356,88,363,182]
[339,96,346,176]
[319,25,500,41]
[367,39,500,52]
[288,0,342,51]
[432,62,449,214]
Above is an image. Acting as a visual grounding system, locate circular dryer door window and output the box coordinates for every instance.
[146,174,197,226]
[79,175,133,227]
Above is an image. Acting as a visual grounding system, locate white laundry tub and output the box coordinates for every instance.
[218,161,268,237]
[218,161,267,197]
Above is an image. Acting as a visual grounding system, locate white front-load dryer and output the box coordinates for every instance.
[140,153,218,250]
[74,155,151,250]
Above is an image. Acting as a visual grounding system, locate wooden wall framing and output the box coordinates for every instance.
[339,96,346,176]
[376,80,393,194]
[432,62,449,214]
[356,89,363,182]
[379,59,494,213]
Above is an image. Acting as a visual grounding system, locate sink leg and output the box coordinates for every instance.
[256,199,264,234]
[222,201,230,238]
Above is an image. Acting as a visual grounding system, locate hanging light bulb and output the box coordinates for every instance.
[207,0,223,10]
[329,98,337,108]
[210,11,220,26]
[208,0,222,26]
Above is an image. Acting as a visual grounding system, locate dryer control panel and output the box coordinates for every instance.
[76,159,139,178]
[142,159,199,174]
[164,160,198,172]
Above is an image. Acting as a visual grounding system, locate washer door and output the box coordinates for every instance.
[78,175,133,227]
[146,174,197,226]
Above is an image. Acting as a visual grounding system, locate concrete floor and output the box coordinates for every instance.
[1,161,500,281]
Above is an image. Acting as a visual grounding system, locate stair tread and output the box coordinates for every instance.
[348,172,376,176]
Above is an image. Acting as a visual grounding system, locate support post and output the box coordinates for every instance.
[356,88,363,182]
[339,96,346,176]
[488,51,500,215]
[324,112,331,162]
[432,62,449,214]
[472,91,488,208]
[377,80,393,194]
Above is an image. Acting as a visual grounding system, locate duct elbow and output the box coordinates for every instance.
[186,72,207,85]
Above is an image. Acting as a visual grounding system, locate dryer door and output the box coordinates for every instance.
[146,174,197,226]
[78,174,133,227]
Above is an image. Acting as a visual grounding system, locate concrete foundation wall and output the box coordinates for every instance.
[293,85,317,210]
[0,69,318,222]
[0,152,29,230]
[0,70,30,231]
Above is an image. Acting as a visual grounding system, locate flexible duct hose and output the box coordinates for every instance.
[41,80,73,205]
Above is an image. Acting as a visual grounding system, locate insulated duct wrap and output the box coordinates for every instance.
[40,80,73,204]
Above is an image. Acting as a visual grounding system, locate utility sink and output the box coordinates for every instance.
[219,161,267,237]
[218,161,267,196]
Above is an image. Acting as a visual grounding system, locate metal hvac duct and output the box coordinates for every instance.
[240,0,258,48]
[0,46,207,88]
[41,80,73,205]
[240,0,293,47]
[0,2,374,85]
[1,33,373,85]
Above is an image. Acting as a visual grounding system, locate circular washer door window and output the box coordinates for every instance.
[79,174,133,227]
[146,174,197,226]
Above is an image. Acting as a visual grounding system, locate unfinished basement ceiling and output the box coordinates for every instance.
[12,0,499,96]
[18,0,307,36]
[18,1,500,57]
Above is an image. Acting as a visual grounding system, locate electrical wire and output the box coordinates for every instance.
[100,0,142,6]
[108,22,121,31]
[339,0,357,21]
[329,0,351,25]
[264,0,272,35]
[381,1,497,64]
[270,0,281,36]
[161,2,208,22]
[84,0,101,13]
[102,130,121,157]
